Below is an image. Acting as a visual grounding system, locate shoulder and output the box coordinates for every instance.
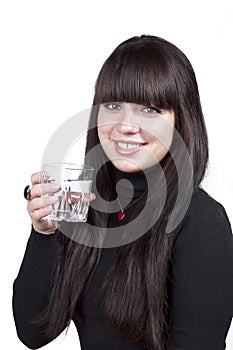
[172,188,232,248]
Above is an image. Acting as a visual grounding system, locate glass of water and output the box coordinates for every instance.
[42,163,94,222]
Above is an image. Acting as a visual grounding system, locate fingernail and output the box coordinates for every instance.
[51,184,60,190]
[42,172,50,179]
[49,195,58,202]
[44,207,51,215]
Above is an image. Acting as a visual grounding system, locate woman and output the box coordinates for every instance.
[13,35,233,349]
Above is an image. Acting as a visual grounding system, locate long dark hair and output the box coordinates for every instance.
[37,35,208,349]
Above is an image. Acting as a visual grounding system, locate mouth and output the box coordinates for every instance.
[113,140,147,155]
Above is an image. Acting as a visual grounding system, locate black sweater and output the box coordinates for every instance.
[13,172,233,350]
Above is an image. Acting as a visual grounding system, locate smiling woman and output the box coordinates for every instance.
[13,35,233,350]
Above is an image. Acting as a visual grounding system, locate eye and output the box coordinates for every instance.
[142,106,162,114]
[104,103,121,111]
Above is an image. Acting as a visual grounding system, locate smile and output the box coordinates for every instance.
[113,140,146,155]
[117,141,142,149]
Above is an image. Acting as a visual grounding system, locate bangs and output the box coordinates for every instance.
[94,43,178,110]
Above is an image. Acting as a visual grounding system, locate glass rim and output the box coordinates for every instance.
[42,162,94,171]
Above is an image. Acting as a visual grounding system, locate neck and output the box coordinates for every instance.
[110,162,161,199]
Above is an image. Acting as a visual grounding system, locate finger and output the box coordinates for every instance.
[30,207,52,222]
[28,196,59,212]
[67,192,96,205]
[30,183,60,198]
[90,193,96,201]
[31,171,50,185]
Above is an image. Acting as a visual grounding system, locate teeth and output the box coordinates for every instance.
[117,142,142,150]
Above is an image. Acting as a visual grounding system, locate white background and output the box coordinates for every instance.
[0,0,232,349]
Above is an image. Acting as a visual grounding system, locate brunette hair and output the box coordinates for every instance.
[36,35,208,350]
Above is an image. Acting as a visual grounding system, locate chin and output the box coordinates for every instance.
[111,159,145,173]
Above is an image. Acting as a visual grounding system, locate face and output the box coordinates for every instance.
[97,102,175,173]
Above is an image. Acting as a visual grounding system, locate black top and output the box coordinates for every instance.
[13,166,233,350]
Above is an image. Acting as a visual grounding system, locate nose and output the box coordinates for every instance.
[116,109,141,134]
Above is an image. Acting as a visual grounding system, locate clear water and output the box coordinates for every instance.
[46,180,92,222]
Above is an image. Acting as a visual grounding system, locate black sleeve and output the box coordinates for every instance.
[12,227,62,349]
[166,193,233,350]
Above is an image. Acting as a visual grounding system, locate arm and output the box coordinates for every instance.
[167,194,233,350]
[12,227,64,349]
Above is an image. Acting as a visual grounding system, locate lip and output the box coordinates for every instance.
[113,140,146,155]
[113,139,146,145]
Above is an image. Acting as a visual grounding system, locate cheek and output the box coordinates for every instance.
[97,125,111,141]
[147,118,174,149]
[97,113,114,140]
[157,127,174,150]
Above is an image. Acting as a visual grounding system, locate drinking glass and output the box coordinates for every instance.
[42,163,94,222]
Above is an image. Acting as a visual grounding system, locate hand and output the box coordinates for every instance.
[27,171,96,235]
